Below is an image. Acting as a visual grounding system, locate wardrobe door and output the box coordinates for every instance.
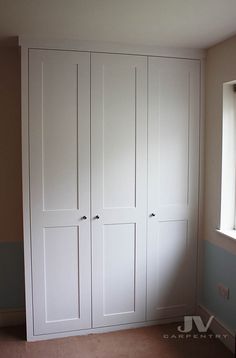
[147,57,200,320]
[91,53,147,327]
[29,50,91,335]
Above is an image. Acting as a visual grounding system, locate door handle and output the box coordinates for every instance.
[81,216,87,220]
[95,215,100,219]
[150,213,156,217]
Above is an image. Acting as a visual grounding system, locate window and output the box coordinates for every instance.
[218,81,236,239]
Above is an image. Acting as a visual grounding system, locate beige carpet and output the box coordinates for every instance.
[0,323,233,358]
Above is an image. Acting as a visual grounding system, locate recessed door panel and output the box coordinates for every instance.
[147,57,200,320]
[148,221,188,313]
[42,62,79,211]
[91,53,147,327]
[44,227,79,322]
[103,224,136,315]
[158,71,189,207]
[103,66,136,208]
[29,49,91,335]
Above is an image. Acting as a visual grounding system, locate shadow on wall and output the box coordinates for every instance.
[0,46,25,309]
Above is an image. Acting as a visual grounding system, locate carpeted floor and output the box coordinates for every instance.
[0,323,233,358]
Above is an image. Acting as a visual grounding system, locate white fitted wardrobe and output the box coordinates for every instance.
[21,39,202,341]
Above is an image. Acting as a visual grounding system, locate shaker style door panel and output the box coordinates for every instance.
[29,49,91,335]
[91,53,147,327]
[147,57,200,320]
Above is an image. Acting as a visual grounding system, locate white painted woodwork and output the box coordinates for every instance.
[147,57,200,320]
[29,50,91,334]
[19,38,205,60]
[91,53,147,327]
[22,43,202,341]
[220,81,236,231]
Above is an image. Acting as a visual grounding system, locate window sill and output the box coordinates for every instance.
[216,229,236,241]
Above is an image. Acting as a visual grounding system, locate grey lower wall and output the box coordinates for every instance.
[201,240,236,332]
[0,242,25,309]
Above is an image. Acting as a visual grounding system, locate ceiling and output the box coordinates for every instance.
[0,0,236,49]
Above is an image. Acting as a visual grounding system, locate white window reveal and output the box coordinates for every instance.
[218,81,236,240]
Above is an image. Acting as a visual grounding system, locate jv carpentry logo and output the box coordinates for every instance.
[163,316,228,340]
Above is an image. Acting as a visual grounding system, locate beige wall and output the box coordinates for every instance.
[204,35,236,254]
[0,47,22,242]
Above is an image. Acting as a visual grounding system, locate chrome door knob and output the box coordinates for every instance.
[81,216,87,220]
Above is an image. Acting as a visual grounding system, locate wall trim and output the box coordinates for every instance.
[196,304,235,354]
[0,309,25,328]
[19,37,205,60]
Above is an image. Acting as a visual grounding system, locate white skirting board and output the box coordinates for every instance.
[0,309,26,327]
[196,304,235,354]
[26,316,185,341]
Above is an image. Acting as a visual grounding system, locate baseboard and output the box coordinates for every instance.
[197,304,235,354]
[0,309,25,327]
[26,316,184,342]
